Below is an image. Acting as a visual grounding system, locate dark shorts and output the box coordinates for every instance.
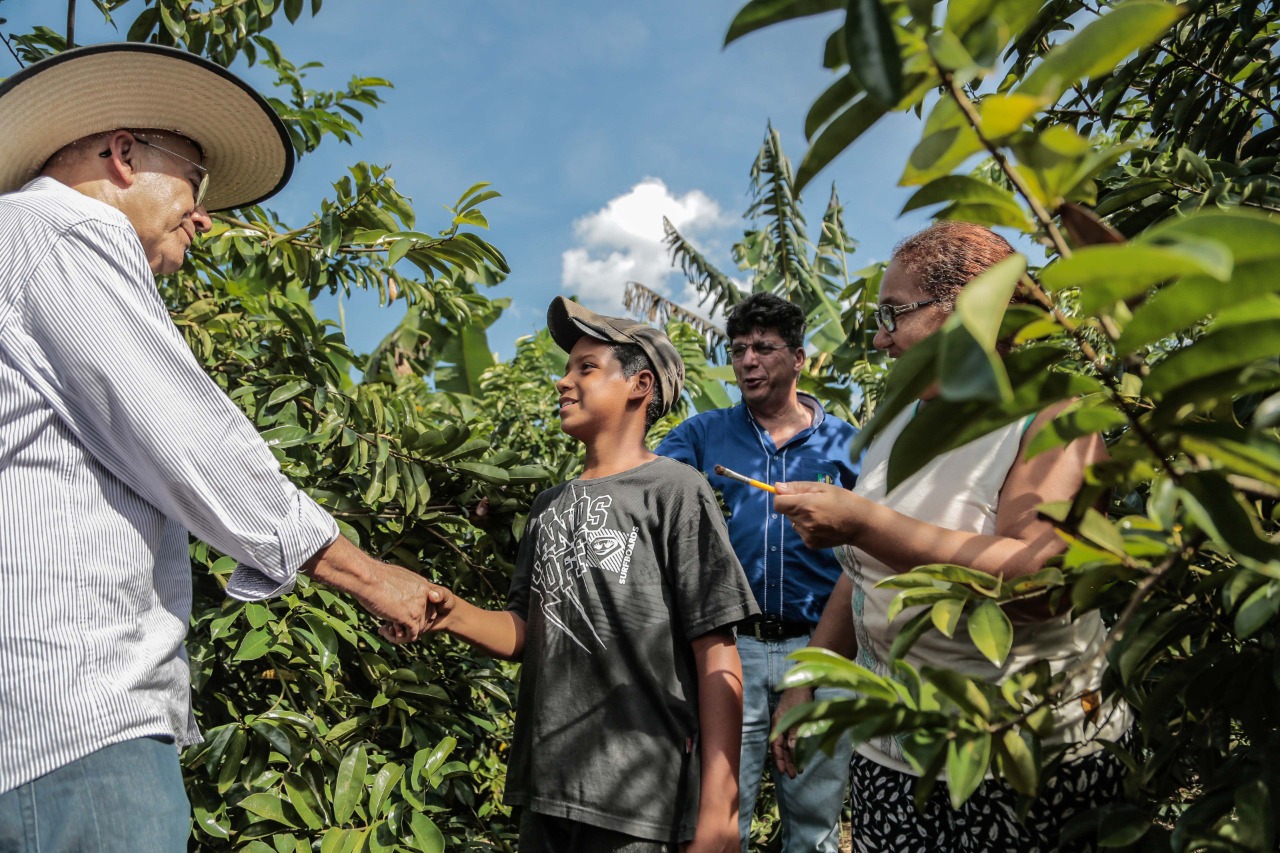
[517,810,677,853]
[848,744,1126,853]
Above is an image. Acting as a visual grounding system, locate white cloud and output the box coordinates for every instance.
[561,178,732,315]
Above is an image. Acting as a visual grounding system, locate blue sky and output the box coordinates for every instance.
[2,0,935,359]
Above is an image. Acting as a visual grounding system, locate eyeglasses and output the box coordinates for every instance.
[729,342,791,361]
[873,299,938,333]
[100,135,209,208]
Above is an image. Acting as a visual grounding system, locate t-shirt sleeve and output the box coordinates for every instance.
[7,218,337,600]
[666,470,759,639]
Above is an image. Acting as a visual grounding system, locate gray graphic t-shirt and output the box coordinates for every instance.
[504,456,757,842]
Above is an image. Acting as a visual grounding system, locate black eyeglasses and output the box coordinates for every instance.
[729,342,791,361]
[100,135,209,207]
[873,299,938,332]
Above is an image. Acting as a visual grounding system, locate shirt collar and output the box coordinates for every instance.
[741,392,827,434]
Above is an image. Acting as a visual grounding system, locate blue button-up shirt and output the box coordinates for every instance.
[657,394,858,626]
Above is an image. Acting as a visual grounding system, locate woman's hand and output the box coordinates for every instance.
[773,481,867,549]
[770,685,815,779]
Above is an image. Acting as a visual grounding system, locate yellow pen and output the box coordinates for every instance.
[714,464,777,494]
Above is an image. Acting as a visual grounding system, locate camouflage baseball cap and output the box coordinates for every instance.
[546,296,685,417]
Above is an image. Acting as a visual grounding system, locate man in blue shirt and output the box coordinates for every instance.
[657,293,857,853]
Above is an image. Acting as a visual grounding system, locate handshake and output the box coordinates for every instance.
[303,535,456,645]
[363,565,455,645]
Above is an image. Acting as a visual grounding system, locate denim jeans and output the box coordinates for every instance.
[0,737,190,853]
[737,634,852,853]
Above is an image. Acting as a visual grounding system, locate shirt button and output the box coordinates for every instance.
[770,546,777,552]
[771,513,778,519]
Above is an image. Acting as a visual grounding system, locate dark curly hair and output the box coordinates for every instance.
[724,292,806,348]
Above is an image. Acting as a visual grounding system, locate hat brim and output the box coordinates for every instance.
[0,43,293,211]
[547,295,624,354]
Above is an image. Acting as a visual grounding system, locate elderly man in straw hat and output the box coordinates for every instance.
[0,44,433,849]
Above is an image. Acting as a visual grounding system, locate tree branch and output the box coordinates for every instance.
[940,68,1073,259]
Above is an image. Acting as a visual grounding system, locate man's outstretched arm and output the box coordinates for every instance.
[302,536,434,643]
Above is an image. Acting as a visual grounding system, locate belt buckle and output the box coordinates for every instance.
[756,617,785,641]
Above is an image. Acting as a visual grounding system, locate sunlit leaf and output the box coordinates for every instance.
[238,793,298,828]
[931,596,964,637]
[408,813,445,853]
[945,732,992,808]
[1016,1,1186,102]
[996,730,1038,796]
[234,628,273,661]
[967,600,1013,667]
[979,93,1049,139]
[900,175,1022,217]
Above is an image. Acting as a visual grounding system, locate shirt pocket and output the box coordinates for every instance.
[789,459,842,486]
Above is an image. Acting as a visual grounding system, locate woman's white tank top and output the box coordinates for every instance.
[839,404,1129,774]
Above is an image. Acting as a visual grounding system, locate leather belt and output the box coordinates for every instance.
[740,616,811,641]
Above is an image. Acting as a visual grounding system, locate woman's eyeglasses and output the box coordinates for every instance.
[873,299,938,332]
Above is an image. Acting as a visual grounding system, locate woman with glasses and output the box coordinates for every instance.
[769,222,1129,852]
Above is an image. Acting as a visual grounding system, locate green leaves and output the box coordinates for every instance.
[725,0,843,45]
[1015,1,1185,103]
[945,732,991,808]
[797,91,893,192]
[333,744,368,825]
[1041,238,1233,315]
[844,0,904,105]
[901,175,1032,231]
[1143,319,1280,398]
[408,813,446,853]
[967,600,1013,668]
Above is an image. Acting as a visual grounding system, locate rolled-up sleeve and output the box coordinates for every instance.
[4,217,337,600]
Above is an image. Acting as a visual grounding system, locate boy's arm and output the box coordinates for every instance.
[425,584,527,661]
[684,628,743,853]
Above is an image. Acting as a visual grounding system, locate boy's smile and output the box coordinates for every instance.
[556,337,636,440]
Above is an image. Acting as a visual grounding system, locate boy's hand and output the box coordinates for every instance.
[423,582,457,633]
[374,580,456,644]
[681,822,738,853]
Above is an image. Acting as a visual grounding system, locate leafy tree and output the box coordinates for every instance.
[4,2,558,850]
[726,0,1280,848]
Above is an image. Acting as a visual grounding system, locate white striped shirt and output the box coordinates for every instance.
[0,178,338,793]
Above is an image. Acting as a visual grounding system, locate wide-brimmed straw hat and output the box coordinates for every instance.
[0,42,293,211]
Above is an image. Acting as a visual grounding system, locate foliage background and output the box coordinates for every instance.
[729,2,1280,851]
[5,0,1280,851]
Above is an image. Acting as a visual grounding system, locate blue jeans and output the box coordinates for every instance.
[0,737,189,853]
[737,634,851,853]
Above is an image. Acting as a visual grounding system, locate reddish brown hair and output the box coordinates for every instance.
[891,222,1019,309]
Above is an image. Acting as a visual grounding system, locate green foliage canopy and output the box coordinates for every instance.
[728,0,1280,849]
